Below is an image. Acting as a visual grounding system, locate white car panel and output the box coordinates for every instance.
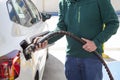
[0,0,49,80]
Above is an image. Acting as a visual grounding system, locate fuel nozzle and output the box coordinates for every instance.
[20,40,32,60]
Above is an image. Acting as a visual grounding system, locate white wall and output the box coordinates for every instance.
[111,0,120,11]
[33,0,59,12]
[44,0,59,12]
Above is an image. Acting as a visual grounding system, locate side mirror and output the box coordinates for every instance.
[6,0,41,27]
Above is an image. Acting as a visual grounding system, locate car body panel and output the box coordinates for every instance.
[0,0,49,79]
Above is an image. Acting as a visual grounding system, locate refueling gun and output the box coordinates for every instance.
[21,30,114,80]
[20,30,114,80]
[20,31,50,60]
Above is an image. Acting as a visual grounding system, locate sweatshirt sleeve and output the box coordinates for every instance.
[48,0,67,44]
[93,0,119,47]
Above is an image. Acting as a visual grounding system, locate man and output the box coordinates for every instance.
[35,0,119,80]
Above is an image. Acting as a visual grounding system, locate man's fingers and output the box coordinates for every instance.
[35,43,41,51]
[32,37,48,52]
[81,38,89,42]
[83,44,92,52]
[41,40,48,48]
[33,37,41,44]
[82,38,97,52]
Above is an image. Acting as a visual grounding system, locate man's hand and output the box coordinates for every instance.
[33,37,48,51]
[82,38,97,52]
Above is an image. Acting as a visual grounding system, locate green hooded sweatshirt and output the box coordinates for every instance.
[48,0,119,58]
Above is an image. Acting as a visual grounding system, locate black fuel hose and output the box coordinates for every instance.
[27,30,114,80]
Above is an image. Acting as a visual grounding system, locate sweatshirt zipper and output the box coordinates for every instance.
[78,6,80,23]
